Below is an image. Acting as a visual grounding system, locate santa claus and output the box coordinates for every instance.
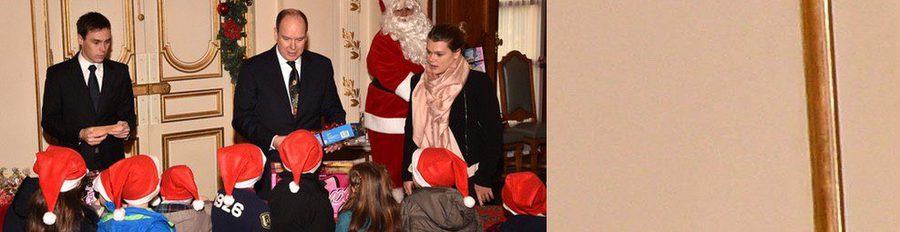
[365,0,431,198]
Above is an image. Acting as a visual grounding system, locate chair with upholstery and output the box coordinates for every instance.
[498,50,546,174]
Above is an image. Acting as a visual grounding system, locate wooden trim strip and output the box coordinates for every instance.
[801,0,845,231]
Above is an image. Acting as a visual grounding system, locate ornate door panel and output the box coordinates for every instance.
[138,0,233,198]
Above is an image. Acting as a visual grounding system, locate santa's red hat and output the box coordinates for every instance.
[379,0,386,12]
[152,165,204,210]
[217,143,266,205]
[410,148,476,208]
[278,130,323,194]
[33,145,88,225]
[501,172,546,216]
[93,154,161,221]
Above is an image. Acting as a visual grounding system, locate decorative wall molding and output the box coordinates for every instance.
[160,88,224,123]
[157,0,222,80]
[338,0,363,120]
[341,28,361,60]
[160,127,224,169]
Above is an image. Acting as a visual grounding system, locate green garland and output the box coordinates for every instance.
[217,0,252,83]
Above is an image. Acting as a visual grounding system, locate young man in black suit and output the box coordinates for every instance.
[41,12,136,171]
[232,9,346,198]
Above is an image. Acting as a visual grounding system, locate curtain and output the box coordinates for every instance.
[498,0,542,60]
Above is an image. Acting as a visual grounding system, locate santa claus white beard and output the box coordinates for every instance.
[383,13,431,65]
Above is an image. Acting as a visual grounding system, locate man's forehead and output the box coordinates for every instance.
[279,34,306,40]
[85,28,111,39]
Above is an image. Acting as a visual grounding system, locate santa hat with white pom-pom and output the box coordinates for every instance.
[33,146,88,225]
[93,154,161,221]
[151,165,205,210]
[278,130,323,194]
[216,143,266,206]
[410,148,477,208]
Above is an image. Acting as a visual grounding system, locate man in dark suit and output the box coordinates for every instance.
[41,12,136,171]
[233,9,346,198]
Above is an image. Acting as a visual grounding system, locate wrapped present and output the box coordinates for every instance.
[319,173,349,220]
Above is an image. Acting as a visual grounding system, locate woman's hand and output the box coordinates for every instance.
[473,184,493,206]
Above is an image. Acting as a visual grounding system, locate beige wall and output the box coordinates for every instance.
[549,1,814,231]
[0,1,40,170]
[834,0,900,231]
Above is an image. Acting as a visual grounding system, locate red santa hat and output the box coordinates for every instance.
[33,146,88,225]
[216,143,266,206]
[278,130,323,194]
[501,172,546,216]
[151,165,204,210]
[93,154,161,221]
[410,148,476,208]
[380,0,386,12]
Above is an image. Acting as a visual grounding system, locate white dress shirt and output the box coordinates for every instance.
[77,52,104,91]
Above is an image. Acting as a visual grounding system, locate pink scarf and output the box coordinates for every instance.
[411,56,470,157]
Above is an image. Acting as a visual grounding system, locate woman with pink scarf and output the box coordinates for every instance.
[401,24,504,207]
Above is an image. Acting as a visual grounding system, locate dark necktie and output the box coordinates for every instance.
[88,65,100,111]
[287,61,300,118]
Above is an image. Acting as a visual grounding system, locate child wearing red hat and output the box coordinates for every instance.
[19,146,99,232]
[268,130,335,231]
[212,143,271,232]
[94,154,173,232]
[497,172,546,232]
[401,148,482,232]
[152,165,212,231]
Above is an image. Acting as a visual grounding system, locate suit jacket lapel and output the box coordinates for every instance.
[298,54,311,112]
[96,60,116,116]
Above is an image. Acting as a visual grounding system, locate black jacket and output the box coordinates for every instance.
[500,215,546,232]
[402,71,504,187]
[267,173,335,232]
[232,47,346,162]
[41,55,136,170]
[3,177,38,232]
[212,189,271,232]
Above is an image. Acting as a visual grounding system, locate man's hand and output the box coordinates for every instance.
[324,142,343,153]
[79,127,108,146]
[403,181,416,195]
[107,121,130,139]
[474,184,494,206]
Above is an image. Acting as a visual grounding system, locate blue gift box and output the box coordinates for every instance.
[315,124,357,146]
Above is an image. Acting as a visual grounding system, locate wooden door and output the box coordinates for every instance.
[433,0,500,84]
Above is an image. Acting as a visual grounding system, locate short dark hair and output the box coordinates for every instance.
[76,12,111,38]
[428,24,467,51]
[276,9,308,32]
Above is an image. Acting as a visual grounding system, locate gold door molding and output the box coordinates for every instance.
[157,0,221,80]
[160,88,224,123]
[160,127,224,169]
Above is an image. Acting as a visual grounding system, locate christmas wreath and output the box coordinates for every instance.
[217,0,252,83]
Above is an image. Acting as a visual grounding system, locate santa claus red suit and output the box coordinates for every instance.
[365,0,431,188]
